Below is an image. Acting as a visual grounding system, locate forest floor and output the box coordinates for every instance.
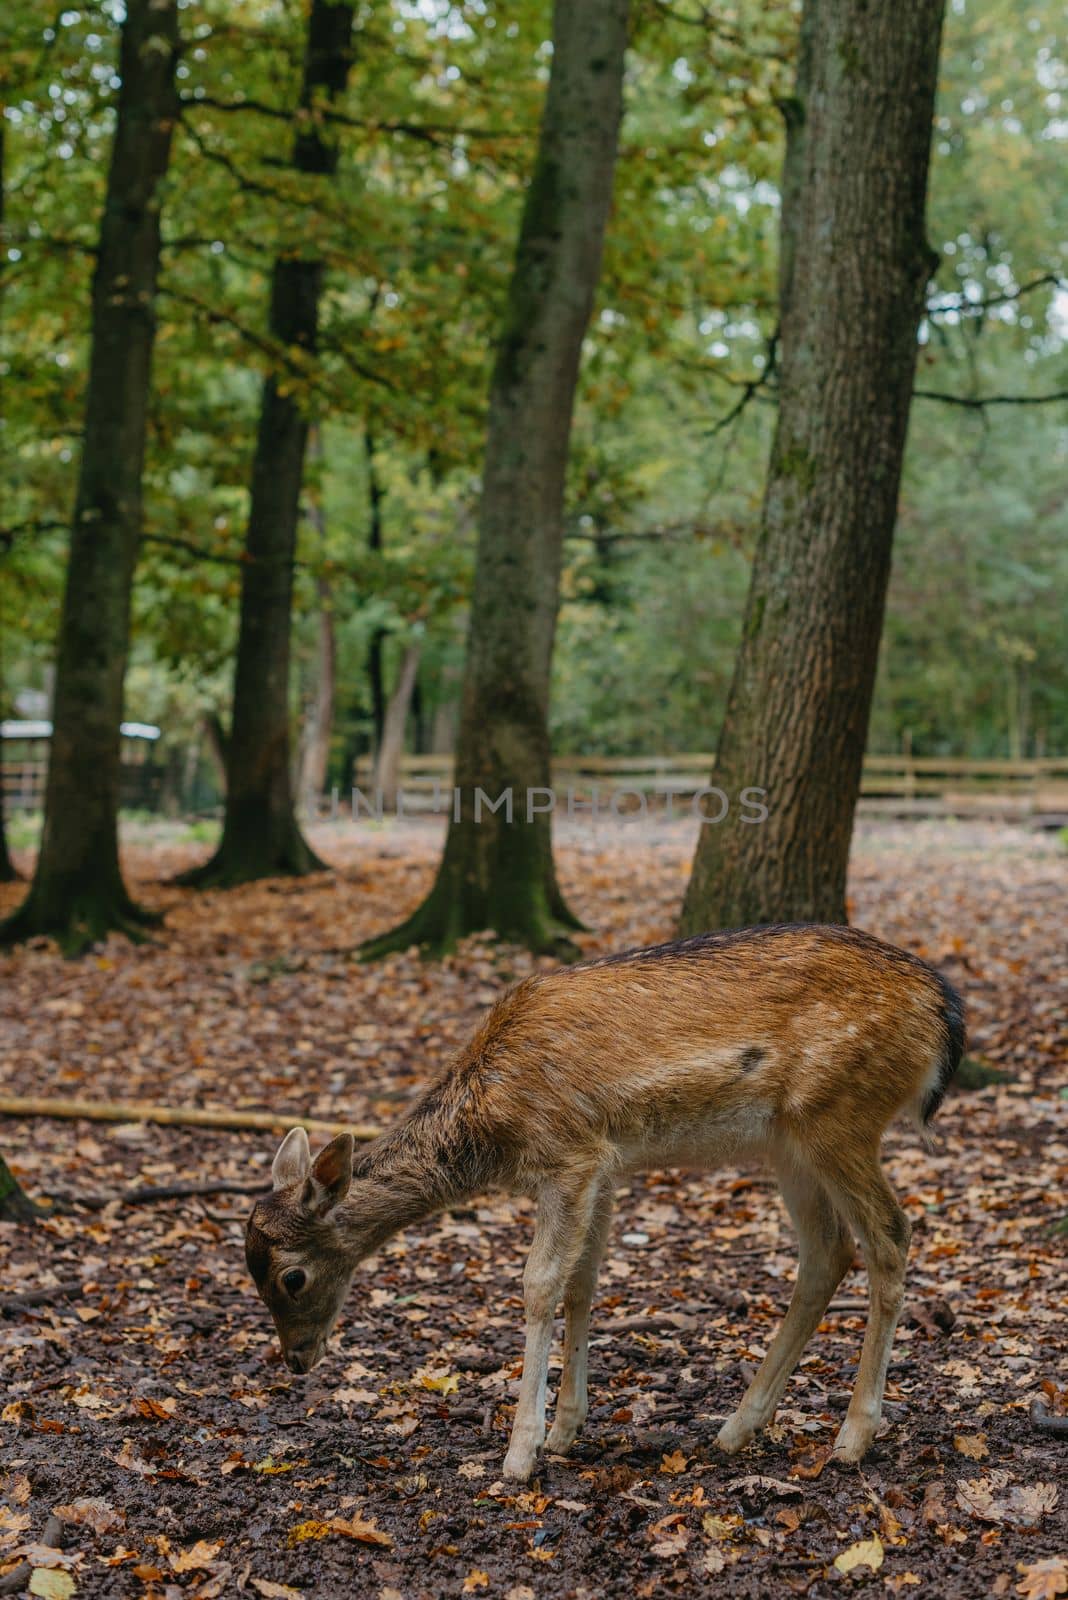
[0,819,1065,1599]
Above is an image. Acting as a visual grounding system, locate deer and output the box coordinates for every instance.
[245,922,964,1482]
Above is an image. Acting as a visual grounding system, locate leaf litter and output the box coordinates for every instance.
[0,817,1065,1596]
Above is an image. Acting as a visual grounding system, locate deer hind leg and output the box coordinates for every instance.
[503,1170,605,1482]
[546,1177,614,1456]
[717,1159,854,1455]
[820,1157,911,1463]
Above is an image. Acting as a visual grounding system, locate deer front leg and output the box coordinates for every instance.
[503,1174,602,1482]
[547,1179,614,1456]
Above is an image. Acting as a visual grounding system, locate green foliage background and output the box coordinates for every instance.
[2,0,1065,775]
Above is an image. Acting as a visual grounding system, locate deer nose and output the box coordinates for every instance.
[284,1341,315,1374]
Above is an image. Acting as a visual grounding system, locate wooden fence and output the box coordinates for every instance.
[351,753,1068,822]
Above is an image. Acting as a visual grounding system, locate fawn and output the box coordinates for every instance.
[245,923,964,1481]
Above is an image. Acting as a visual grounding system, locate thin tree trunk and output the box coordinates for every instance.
[680,0,945,934]
[372,640,422,812]
[299,577,336,809]
[298,429,336,809]
[362,0,629,959]
[1,0,179,952]
[181,0,355,888]
[365,424,386,754]
[0,791,14,884]
[0,1153,40,1223]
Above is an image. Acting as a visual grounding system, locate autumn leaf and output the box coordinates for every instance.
[954,1432,989,1459]
[51,1498,124,1534]
[1016,1558,1068,1600]
[834,1536,885,1575]
[659,1449,688,1475]
[462,1572,489,1592]
[28,1573,75,1600]
[288,1515,393,1549]
[132,1395,177,1421]
[416,1368,460,1396]
[250,1581,304,1600]
[169,1539,224,1572]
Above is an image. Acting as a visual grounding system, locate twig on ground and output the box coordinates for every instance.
[0,1095,381,1140]
[0,1280,84,1317]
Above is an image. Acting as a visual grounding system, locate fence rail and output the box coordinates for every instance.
[351,753,1068,820]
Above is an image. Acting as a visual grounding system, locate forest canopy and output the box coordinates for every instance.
[2,0,1066,779]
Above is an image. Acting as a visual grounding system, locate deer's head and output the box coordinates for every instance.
[245,1128,356,1374]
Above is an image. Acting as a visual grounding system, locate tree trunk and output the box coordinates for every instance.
[1,0,179,952]
[297,430,336,810]
[365,424,386,754]
[298,578,337,811]
[679,0,945,935]
[0,1152,40,1223]
[362,0,629,959]
[181,0,355,888]
[0,794,16,884]
[372,640,422,811]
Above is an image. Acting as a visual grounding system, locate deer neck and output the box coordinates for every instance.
[335,1089,494,1261]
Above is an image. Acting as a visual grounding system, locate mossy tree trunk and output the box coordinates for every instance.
[680,0,945,935]
[362,0,630,959]
[0,1152,40,1223]
[181,0,355,889]
[0,0,179,953]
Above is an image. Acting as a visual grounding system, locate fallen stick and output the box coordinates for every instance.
[0,1096,381,1141]
[0,1280,84,1317]
[52,1178,271,1211]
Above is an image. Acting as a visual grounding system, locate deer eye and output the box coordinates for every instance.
[281,1268,306,1297]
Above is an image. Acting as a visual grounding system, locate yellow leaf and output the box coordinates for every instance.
[462,1572,490,1592]
[659,1449,689,1475]
[954,1433,989,1460]
[417,1369,460,1396]
[29,1573,75,1600]
[834,1535,885,1575]
[250,1580,303,1599]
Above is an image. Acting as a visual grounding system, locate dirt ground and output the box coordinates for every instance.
[0,818,1065,1599]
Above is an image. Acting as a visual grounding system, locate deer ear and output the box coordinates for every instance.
[304,1133,354,1218]
[272,1127,312,1189]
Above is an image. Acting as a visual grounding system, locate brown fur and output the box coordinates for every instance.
[246,923,964,1478]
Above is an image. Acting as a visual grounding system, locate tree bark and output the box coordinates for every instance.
[364,424,387,755]
[362,0,629,959]
[0,1153,40,1223]
[372,639,422,811]
[181,0,355,888]
[680,0,945,934]
[0,797,14,885]
[297,429,336,810]
[1,0,179,952]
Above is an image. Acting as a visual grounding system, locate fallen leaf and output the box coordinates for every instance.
[727,1475,802,1497]
[287,1515,393,1549]
[52,1499,124,1535]
[169,1539,224,1572]
[29,1573,75,1600]
[462,1572,489,1592]
[250,1581,303,1599]
[955,1433,989,1460]
[834,1536,885,1575]
[659,1450,688,1475]
[1016,1558,1068,1600]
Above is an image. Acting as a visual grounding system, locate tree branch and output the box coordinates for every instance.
[926,273,1065,320]
[913,388,1068,409]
